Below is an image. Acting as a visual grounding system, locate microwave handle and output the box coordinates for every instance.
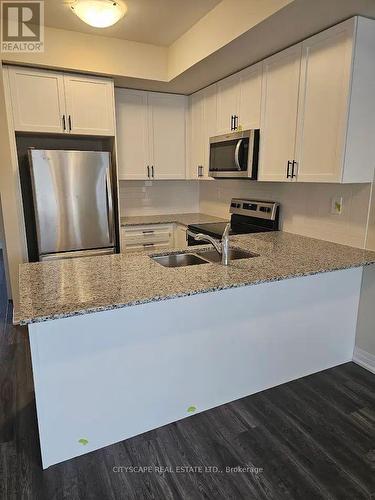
[234,139,243,171]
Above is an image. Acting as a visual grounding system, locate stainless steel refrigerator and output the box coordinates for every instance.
[29,149,117,261]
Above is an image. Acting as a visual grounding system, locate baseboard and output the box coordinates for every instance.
[353,346,375,374]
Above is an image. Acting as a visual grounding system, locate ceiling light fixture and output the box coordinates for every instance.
[70,0,127,28]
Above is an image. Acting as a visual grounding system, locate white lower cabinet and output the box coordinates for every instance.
[174,224,188,248]
[121,224,174,252]
[121,223,188,252]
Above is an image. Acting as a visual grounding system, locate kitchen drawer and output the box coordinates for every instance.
[121,224,173,252]
[124,232,171,245]
[123,242,171,252]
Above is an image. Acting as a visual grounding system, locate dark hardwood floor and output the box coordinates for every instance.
[0,250,374,499]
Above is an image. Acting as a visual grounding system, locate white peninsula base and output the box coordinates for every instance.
[28,267,363,468]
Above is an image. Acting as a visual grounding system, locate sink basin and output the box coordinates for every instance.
[195,248,258,263]
[152,253,209,268]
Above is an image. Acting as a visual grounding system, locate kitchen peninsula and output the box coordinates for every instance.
[18,232,375,468]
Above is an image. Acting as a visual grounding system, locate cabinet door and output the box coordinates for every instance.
[203,84,218,174]
[258,45,302,182]
[238,63,262,130]
[8,66,66,133]
[216,73,240,134]
[174,225,188,248]
[189,90,206,179]
[64,75,115,136]
[115,89,150,180]
[148,93,187,180]
[295,22,354,182]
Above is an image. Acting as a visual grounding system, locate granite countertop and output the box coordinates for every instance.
[17,232,375,325]
[120,213,227,227]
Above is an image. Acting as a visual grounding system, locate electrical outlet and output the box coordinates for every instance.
[331,196,343,215]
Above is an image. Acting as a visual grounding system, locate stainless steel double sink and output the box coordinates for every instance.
[151,248,258,268]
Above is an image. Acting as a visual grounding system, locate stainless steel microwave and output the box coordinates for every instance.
[209,129,260,179]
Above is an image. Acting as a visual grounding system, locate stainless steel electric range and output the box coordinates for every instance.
[187,198,280,246]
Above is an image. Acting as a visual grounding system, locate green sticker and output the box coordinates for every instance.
[187,406,197,414]
[78,438,89,445]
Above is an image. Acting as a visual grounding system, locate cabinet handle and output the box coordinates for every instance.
[68,115,72,132]
[230,115,234,131]
[142,230,154,234]
[62,115,66,131]
[198,165,203,177]
[287,160,293,179]
[151,165,154,178]
[143,243,154,247]
[147,165,150,178]
[291,160,298,178]
[234,115,238,130]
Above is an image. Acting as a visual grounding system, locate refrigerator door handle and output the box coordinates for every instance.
[105,167,115,245]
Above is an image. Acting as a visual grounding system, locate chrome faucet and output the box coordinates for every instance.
[188,223,231,265]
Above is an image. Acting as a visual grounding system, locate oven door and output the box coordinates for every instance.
[209,130,258,179]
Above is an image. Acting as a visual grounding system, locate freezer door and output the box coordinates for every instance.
[29,150,115,255]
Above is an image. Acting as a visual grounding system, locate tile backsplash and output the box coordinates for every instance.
[119,180,199,216]
[199,180,372,248]
[119,179,372,249]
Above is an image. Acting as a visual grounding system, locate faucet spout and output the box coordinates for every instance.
[187,222,231,266]
[221,223,230,266]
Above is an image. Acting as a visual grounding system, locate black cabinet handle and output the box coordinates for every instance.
[234,115,238,130]
[151,165,154,178]
[68,115,72,132]
[62,115,66,131]
[230,115,234,131]
[147,165,150,178]
[287,160,293,178]
[291,160,297,178]
[198,165,203,177]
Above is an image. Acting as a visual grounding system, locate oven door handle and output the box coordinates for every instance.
[234,139,243,171]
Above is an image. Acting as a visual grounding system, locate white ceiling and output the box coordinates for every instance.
[44,0,221,46]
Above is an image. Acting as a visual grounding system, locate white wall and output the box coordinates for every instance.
[168,0,292,79]
[355,263,375,368]
[119,180,200,216]
[199,180,372,248]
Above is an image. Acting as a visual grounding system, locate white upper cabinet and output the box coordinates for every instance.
[258,45,302,182]
[216,74,240,134]
[259,17,375,184]
[115,89,149,180]
[189,90,206,179]
[64,75,115,136]
[203,84,218,172]
[294,21,354,182]
[188,84,217,180]
[7,66,115,136]
[148,92,187,180]
[215,64,262,134]
[116,90,187,180]
[238,63,262,130]
[7,67,66,133]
